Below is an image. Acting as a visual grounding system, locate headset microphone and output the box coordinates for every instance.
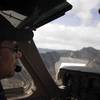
[15,65,22,72]
[15,59,22,72]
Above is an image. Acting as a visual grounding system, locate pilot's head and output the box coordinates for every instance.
[0,15,33,79]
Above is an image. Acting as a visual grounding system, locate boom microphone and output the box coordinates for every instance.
[15,65,22,72]
[15,59,22,72]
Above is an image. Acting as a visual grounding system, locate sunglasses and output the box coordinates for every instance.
[0,45,21,53]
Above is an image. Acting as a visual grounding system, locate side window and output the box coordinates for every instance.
[1,60,36,100]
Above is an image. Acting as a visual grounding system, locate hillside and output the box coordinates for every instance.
[39,47,100,79]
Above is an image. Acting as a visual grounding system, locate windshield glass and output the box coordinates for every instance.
[34,0,100,82]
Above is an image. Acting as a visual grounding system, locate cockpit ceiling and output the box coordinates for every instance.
[0,11,26,27]
[0,0,72,30]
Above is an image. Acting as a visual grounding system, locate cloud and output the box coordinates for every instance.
[97,23,100,27]
[34,23,100,50]
[34,0,100,50]
[68,0,100,25]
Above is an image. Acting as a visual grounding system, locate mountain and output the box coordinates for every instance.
[73,47,100,60]
[39,47,100,79]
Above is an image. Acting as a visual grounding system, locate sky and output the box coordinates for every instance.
[34,0,100,50]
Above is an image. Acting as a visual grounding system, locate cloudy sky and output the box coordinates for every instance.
[34,0,100,50]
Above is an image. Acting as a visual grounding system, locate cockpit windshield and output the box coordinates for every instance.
[34,0,100,82]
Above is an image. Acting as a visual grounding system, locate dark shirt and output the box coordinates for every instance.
[0,82,6,100]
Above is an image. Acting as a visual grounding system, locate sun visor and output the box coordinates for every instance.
[0,0,72,30]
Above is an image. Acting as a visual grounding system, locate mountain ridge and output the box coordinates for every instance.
[39,47,100,79]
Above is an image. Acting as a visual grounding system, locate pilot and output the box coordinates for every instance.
[0,15,33,100]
